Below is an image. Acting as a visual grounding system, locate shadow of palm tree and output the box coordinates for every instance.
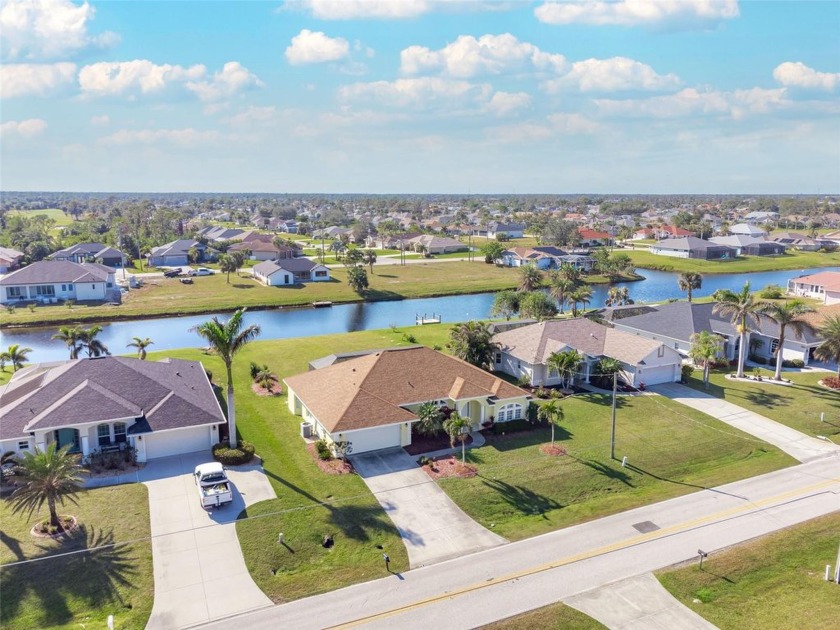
[579,392,630,409]
[479,477,562,517]
[0,529,24,561]
[742,388,792,408]
[575,458,635,487]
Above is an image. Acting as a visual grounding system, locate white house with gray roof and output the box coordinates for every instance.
[0,260,117,305]
[252,258,330,286]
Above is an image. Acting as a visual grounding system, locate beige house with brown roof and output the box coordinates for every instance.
[284,346,531,455]
[492,319,682,388]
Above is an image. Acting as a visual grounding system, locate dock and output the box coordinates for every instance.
[312,301,333,308]
[416,313,442,325]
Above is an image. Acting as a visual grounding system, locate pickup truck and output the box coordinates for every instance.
[194,462,233,508]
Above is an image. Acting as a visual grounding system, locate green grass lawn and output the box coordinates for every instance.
[482,603,606,629]
[8,208,74,237]
[656,512,840,630]
[438,393,794,541]
[684,368,840,439]
[623,249,840,274]
[0,484,153,630]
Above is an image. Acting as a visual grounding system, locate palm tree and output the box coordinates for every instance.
[713,282,763,378]
[256,368,275,393]
[571,285,594,315]
[52,326,83,359]
[448,321,497,369]
[126,336,154,360]
[689,331,723,389]
[595,357,622,387]
[678,272,703,302]
[814,314,840,376]
[363,249,377,274]
[78,326,110,358]
[219,254,237,283]
[756,300,816,381]
[10,443,87,530]
[192,308,261,447]
[416,401,443,436]
[443,412,472,464]
[1,344,32,372]
[549,272,575,314]
[538,399,565,446]
[557,262,581,285]
[546,349,583,390]
[518,265,543,292]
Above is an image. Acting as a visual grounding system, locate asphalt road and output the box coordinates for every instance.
[194,453,840,630]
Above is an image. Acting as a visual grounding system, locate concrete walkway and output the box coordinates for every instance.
[350,448,506,568]
[651,382,840,463]
[565,573,717,629]
[142,452,276,629]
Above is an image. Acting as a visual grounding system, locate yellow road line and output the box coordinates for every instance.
[328,477,840,629]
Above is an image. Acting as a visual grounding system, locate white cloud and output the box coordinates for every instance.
[541,57,680,92]
[401,33,566,78]
[291,0,431,20]
[90,114,110,126]
[535,0,740,28]
[226,106,279,128]
[185,62,264,101]
[285,29,350,65]
[0,0,118,60]
[0,118,48,137]
[98,128,224,147]
[773,62,839,92]
[547,112,600,134]
[486,91,531,116]
[0,62,76,98]
[78,60,205,96]
[338,76,491,109]
[595,87,788,119]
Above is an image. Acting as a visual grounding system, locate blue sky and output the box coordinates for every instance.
[1,0,838,193]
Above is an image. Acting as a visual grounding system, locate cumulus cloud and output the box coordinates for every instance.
[595,87,788,119]
[0,0,118,60]
[0,118,48,137]
[486,91,531,116]
[401,33,566,78]
[98,128,224,147]
[185,62,264,101]
[773,62,839,92]
[285,29,350,65]
[90,114,110,126]
[289,0,434,20]
[0,62,76,98]
[541,57,680,93]
[338,76,491,109]
[535,0,739,28]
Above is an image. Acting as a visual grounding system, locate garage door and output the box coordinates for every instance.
[638,364,678,386]
[143,426,212,460]
[343,425,402,454]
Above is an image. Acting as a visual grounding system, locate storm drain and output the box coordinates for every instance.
[632,520,660,534]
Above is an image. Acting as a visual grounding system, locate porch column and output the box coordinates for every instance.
[80,434,91,458]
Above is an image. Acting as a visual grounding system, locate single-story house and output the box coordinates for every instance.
[744,211,779,224]
[476,222,526,239]
[771,232,838,252]
[728,223,767,237]
[312,226,353,240]
[50,242,127,268]
[284,346,531,455]
[709,235,785,256]
[492,318,682,389]
[366,232,423,250]
[650,237,737,260]
[788,271,840,305]
[405,234,468,254]
[148,239,207,267]
[229,238,298,261]
[499,247,554,269]
[0,356,225,463]
[195,226,250,242]
[0,246,24,273]
[252,258,330,285]
[0,260,117,305]
[578,228,612,248]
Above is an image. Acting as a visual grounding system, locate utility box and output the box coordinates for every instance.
[300,422,313,438]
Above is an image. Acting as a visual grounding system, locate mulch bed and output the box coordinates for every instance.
[306,443,354,475]
[540,444,567,456]
[404,433,473,455]
[420,456,477,480]
[251,377,282,397]
[31,515,78,538]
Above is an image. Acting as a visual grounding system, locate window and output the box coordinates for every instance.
[657,346,665,358]
[7,287,22,298]
[17,441,29,450]
[314,270,327,278]
[770,339,779,355]
[114,422,127,443]
[97,424,110,446]
[91,284,96,290]
[496,403,522,422]
[35,285,55,296]
[495,352,501,364]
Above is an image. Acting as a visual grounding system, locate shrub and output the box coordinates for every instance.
[516,374,531,388]
[680,364,694,382]
[759,284,784,299]
[66,299,74,309]
[212,440,255,466]
[417,456,431,466]
[402,333,417,344]
[249,361,260,380]
[549,388,563,399]
[535,385,549,399]
[781,359,805,368]
[315,439,332,461]
[27,303,36,313]
[491,418,536,435]
[752,356,767,365]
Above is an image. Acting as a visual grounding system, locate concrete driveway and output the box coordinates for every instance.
[140,452,276,629]
[351,448,506,568]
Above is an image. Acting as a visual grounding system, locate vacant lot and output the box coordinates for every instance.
[624,249,840,274]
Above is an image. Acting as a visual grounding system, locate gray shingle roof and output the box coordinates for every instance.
[254,258,321,274]
[614,302,738,342]
[0,260,113,285]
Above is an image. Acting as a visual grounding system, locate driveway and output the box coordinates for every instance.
[651,382,840,463]
[140,452,276,629]
[351,448,506,568]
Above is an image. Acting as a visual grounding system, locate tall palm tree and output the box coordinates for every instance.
[678,272,703,302]
[756,300,816,381]
[1,344,32,372]
[557,262,581,285]
[219,254,237,283]
[549,272,575,314]
[689,331,723,389]
[78,325,110,358]
[518,265,543,292]
[192,308,261,447]
[443,412,472,464]
[126,336,154,360]
[448,321,497,369]
[546,349,583,390]
[538,399,565,446]
[52,326,83,359]
[10,443,87,530]
[814,314,840,376]
[713,282,763,378]
[574,285,594,315]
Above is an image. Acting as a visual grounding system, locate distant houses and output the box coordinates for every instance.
[708,235,785,256]
[50,242,128,268]
[0,247,25,274]
[498,246,595,271]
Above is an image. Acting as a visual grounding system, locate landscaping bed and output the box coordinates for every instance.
[404,432,473,455]
[306,443,354,475]
[419,455,477,480]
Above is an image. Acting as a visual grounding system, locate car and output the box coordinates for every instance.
[194,462,233,508]
[188,267,214,276]
[163,268,181,278]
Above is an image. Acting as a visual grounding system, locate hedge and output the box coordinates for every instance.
[212,440,256,466]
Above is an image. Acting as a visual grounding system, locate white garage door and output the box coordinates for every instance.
[343,425,402,454]
[639,364,678,386]
[143,426,212,460]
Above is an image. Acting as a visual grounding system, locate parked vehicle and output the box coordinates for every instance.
[188,267,214,276]
[180,277,194,284]
[194,462,233,508]
[163,269,181,278]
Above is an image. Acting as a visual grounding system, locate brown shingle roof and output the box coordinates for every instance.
[284,347,528,433]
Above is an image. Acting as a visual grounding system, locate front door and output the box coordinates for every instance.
[54,428,80,453]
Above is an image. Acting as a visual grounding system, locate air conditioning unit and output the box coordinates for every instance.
[300,422,313,438]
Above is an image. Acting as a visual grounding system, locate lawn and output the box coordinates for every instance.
[482,602,606,629]
[0,484,153,630]
[623,249,840,274]
[438,393,794,541]
[8,208,74,237]
[684,368,840,439]
[656,512,840,630]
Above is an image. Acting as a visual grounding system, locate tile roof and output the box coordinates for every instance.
[0,260,113,285]
[284,346,528,433]
[791,271,840,292]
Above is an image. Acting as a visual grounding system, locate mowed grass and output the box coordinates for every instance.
[439,393,795,541]
[685,368,840,439]
[482,602,606,629]
[656,512,840,630]
[0,484,153,630]
[624,249,840,273]
[7,208,74,236]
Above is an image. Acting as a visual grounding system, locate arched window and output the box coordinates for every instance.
[496,403,522,422]
[97,423,110,446]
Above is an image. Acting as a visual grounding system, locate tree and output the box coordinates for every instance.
[595,357,622,380]
[605,286,631,307]
[78,326,110,358]
[219,254,238,283]
[712,282,763,378]
[556,262,581,285]
[548,272,576,314]
[538,400,565,446]
[52,326,83,359]
[10,443,87,530]
[448,321,497,369]
[756,300,816,381]
[443,412,472,463]
[256,368,275,393]
[127,336,154,360]
[519,291,558,321]
[678,272,702,302]
[546,349,582,390]
[566,286,593,316]
[1,344,32,372]
[490,290,520,320]
[480,241,505,264]
[813,314,840,376]
[347,266,369,294]
[192,308,261,447]
[518,265,543,292]
[344,246,364,267]
[416,401,444,436]
[689,331,723,389]
[363,249,377,273]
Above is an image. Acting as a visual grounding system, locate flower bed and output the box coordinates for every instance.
[31,515,78,538]
[306,443,354,475]
[404,433,473,455]
[819,376,840,390]
[419,455,476,480]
